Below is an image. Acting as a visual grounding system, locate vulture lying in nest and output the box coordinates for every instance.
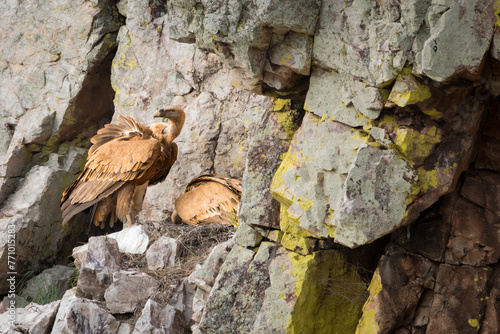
[61,106,185,229]
[172,175,242,226]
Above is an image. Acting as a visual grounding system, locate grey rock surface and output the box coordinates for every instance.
[132,299,185,334]
[76,237,121,301]
[0,301,60,334]
[335,145,416,247]
[0,159,85,294]
[237,100,293,232]
[0,0,120,294]
[199,243,278,333]
[271,113,367,241]
[188,239,234,294]
[146,235,180,270]
[52,288,120,333]
[105,271,160,314]
[21,265,76,302]
[168,0,320,94]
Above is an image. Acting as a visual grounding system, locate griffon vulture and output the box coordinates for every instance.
[171,174,242,226]
[61,106,185,228]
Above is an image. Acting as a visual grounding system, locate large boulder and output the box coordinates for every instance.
[0,160,85,294]
[194,242,366,334]
[76,237,121,301]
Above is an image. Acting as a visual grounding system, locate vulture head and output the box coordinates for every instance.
[152,105,186,143]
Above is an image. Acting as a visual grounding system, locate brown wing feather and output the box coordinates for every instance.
[185,174,242,195]
[89,116,152,155]
[61,132,163,225]
[67,138,161,205]
[116,183,135,222]
[149,142,178,186]
[174,180,241,226]
[61,181,125,225]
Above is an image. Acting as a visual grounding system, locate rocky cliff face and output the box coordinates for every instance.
[1,0,500,333]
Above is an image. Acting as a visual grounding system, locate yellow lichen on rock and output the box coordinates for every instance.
[468,318,480,329]
[279,205,314,254]
[393,126,442,165]
[387,67,432,107]
[286,251,367,334]
[355,268,382,334]
[494,0,500,28]
[271,98,304,140]
[270,98,292,112]
[271,145,300,206]
[422,108,443,120]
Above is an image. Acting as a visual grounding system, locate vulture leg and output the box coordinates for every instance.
[124,214,134,227]
[131,182,148,218]
[116,183,135,227]
[116,181,148,227]
[92,194,117,228]
[109,209,117,228]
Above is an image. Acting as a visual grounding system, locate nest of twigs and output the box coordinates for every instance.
[121,219,234,307]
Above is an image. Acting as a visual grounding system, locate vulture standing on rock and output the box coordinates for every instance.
[171,174,242,226]
[61,106,185,228]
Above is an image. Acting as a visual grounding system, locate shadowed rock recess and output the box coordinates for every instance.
[1,0,500,333]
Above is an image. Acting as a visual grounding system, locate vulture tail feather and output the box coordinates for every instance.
[61,181,126,225]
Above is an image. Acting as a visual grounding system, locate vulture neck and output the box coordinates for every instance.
[162,116,185,144]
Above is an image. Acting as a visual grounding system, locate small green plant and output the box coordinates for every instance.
[17,265,79,306]
[29,283,67,305]
[68,261,80,289]
[227,208,239,228]
[16,267,42,297]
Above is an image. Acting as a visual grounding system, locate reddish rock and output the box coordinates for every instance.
[461,171,500,225]
[443,197,499,266]
[368,247,438,332]
[426,264,491,333]
[475,103,500,172]
[441,174,500,266]
[481,269,500,333]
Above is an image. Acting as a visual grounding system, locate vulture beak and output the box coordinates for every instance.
[154,109,166,118]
